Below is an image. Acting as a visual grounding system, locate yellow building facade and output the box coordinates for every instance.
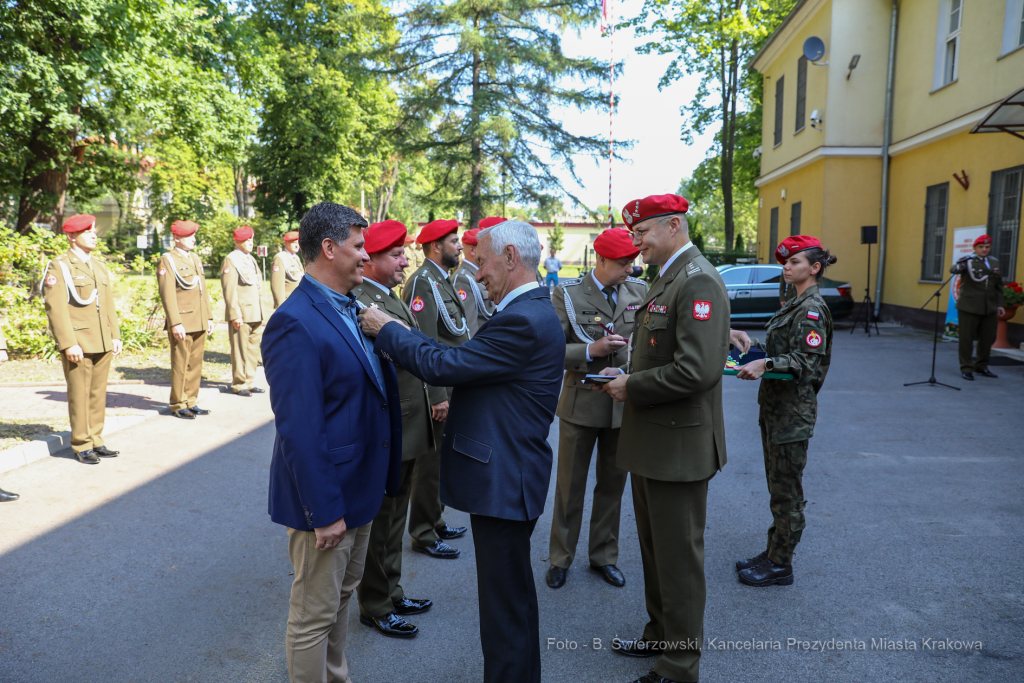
[752,0,1024,339]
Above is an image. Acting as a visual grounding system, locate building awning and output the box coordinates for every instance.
[970,86,1024,141]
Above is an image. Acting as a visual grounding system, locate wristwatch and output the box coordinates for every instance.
[765,358,775,372]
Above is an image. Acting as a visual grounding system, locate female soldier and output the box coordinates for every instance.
[735,235,836,587]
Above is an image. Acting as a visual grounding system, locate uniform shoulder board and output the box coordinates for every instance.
[625,276,646,285]
[684,259,702,276]
[558,277,583,289]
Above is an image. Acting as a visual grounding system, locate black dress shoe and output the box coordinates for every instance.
[0,487,19,502]
[736,550,768,571]
[961,372,974,381]
[250,387,266,394]
[359,611,418,638]
[393,596,432,615]
[629,673,679,683]
[172,408,196,419]
[977,369,998,378]
[411,539,460,559]
[591,564,625,587]
[612,636,663,658]
[75,450,100,465]
[435,523,467,539]
[738,557,794,586]
[93,446,119,457]
[188,406,211,415]
[546,565,567,589]
[234,389,252,397]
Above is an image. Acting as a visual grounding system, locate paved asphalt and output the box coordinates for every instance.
[1,326,1022,683]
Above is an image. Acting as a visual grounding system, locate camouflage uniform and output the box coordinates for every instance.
[757,284,832,567]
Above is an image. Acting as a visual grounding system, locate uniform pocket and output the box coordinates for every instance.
[400,399,412,417]
[648,405,701,429]
[328,444,355,464]
[453,433,492,464]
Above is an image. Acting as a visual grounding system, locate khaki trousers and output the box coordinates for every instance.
[229,321,262,392]
[548,420,628,569]
[407,418,445,547]
[632,475,708,683]
[358,459,416,617]
[169,330,206,411]
[60,351,112,454]
[286,524,370,683]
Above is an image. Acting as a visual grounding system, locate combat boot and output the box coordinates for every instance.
[738,557,794,586]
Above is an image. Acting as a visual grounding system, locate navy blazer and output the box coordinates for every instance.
[375,286,565,521]
[263,276,402,531]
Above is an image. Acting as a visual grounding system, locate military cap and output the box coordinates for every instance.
[594,228,639,260]
[365,220,408,254]
[973,234,992,246]
[461,228,482,246]
[478,216,507,229]
[283,230,299,242]
[62,214,96,234]
[775,235,822,264]
[171,220,199,237]
[416,219,459,245]
[621,194,689,228]
[233,225,254,241]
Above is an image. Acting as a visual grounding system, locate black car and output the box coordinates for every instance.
[716,264,854,321]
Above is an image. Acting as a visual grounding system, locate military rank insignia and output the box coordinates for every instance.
[411,296,425,312]
[692,300,711,320]
[805,330,823,347]
[626,304,640,311]
[458,288,467,300]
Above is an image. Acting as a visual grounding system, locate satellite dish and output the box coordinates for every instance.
[803,36,826,62]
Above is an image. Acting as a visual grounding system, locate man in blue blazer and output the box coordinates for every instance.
[263,202,402,683]
[359,220,565,683]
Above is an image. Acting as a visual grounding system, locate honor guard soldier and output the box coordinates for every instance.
[0,328,17,501]
[401,218,471,558]
[270,231,304,308]
[354,220,447,638]
[546,228,648,591]
[951,234,1004,380]
[598,195,729,683]
[157,220,214,419]
[221,225,266,396]
[452,216,503,335]
[736,236,835,587]
[42,214,123,465]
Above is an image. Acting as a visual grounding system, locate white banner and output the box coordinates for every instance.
[944,226,987,336]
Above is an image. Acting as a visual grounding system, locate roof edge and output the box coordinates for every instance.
[749,0,811,73]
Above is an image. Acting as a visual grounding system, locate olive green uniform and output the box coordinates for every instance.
[756,285,832,568]
[42,250,121,455]
[157,248,213,411]
[401,259,470,547]
[549,274,647,570]
[618,246,729,683]
[220,249,265,392]
[270,250,304,308]
[354,279,443,617]
[451,260,495,336]
[951,255,1003,373]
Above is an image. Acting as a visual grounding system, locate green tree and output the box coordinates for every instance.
[547,222,565,253]
[148,137,235,230]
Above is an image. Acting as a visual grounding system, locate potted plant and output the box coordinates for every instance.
[994,281,1023,349]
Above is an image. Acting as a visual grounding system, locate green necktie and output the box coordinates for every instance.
[602,285,616,310]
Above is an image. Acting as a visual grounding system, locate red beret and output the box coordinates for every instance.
[62,214,96,234]
[775,235,822,264]
[973,234,992,246]
[364,220,409,254]
[405,233,416,244]
[478,216,507,229]
[594,228,640,260]
[170,220,199,237]
[416,219,459,245]
[621,194,689,229]
[461,228,482,246]
[283,231,299,242]
[233,225,254,241]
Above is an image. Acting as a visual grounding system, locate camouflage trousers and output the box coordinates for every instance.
[760,419,808,567]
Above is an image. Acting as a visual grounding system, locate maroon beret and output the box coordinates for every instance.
[594,228,640,260]
[461,228,482,246]
[365,220,409,254]
[775,235,822,264]
[283,230,299,242]
[416,219,459,245]
[170,220,199,237]
[233,225,254,241]
[62,214,96,234]
[621,194,689,229]
[478,216,507,229]
[973,234,992,246]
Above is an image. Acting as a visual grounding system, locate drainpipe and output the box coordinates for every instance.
[874,0,898,318]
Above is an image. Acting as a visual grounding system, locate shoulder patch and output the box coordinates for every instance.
[625,276,647,285]
[45,274,58,287]
[558,277,583,289]
[272,265,280,272]
[806,309,819,320]
[685,259,702,276]
[411,296,425,312]
[158,267,166,276]
[223,266,230,274]
[805,330,823,347]
[457,288,467,300]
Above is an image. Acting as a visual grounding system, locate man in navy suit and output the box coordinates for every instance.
[263,202,402,683]
[359,220,565,683]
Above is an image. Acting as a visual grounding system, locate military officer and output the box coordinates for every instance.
[401,218,471,559]
[951,234,1004,380]
[452,216,503,335]
[42,214,123,465]
[157,220,214,419]
[546,228,648,591]
[221,225,266,396]
[598,195,729,683]
[354,220,446,639]
[270,231,304,308]
[736,236,835,587]
[0,328,18,501]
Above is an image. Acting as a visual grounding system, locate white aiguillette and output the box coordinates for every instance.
[580,374,615,385]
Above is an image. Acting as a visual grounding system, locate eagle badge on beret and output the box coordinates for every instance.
[411,296,425,312]
[693,300,711,320]
[778,245,790,257]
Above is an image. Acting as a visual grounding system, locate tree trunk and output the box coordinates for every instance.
[234,164,248,218]
[468,17,483,230]
[17,127,71,235]
[720,36,739,252]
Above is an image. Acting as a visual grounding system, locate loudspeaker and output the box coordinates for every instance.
[861,225,878,245]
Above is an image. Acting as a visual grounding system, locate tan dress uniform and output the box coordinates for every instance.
[451,260,495,336]
[157,248,213,411]
[401,259,470,548]
[618,245,729,683]
[220,249,265,392]
[354,279,445,618]
[42,250,121,455]
[270,250,304,308]
[549,273,647,571]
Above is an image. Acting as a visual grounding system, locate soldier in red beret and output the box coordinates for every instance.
[271,230,305,309]
[41,214,123,464]
[951,233,1004,380]
[452,218,504,334]
[220,225,266,396]
[158,220,214,419]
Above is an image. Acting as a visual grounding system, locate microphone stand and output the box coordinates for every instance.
[904,270,960,390]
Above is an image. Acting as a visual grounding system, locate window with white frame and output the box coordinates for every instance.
[1001,0,1024,55]
[932,0,964,90]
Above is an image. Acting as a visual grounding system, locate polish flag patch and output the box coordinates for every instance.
[411,296,425,312]
[805,330,823,347]
[693,300,711,320]
[458,288,467,301]
[806,310,819,320]
[45,274,58,287]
